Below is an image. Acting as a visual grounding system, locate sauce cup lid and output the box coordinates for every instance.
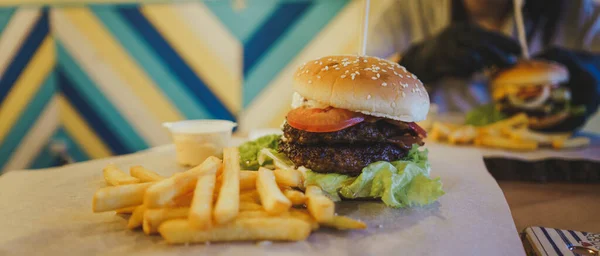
[163,120,237,134]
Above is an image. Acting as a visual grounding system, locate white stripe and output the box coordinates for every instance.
[3,96,58,172]
[51,10,170,146]
[176,2,242,79]
[548,228,575,255]
[238,0,364,132]
[0,8,41,79]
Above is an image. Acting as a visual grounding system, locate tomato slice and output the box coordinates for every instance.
[408,122,427,138]
[287,107,365,132]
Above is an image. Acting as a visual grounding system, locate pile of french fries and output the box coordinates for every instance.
[429,113,590,151]
[92,147,366,244]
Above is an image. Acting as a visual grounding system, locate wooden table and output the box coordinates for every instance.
[498,181,600,233]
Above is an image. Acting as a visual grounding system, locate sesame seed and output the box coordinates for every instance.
[376,73,380,78]
[333,64,339,67]
[341,75,347,78]
[382,82,387,87]
[388,66,394,70]
[335,67,340,70]
[355,71,360,75]
[351,74,356,80]
[324,66,329,71]
[382,69,387,72]
[399,74,404,78]
[371,77,377,80]
[314,61,319,64]
[345,70,350,74]
[328,58,332,61]
[367,94,371,99]
[319,61,323,65]
[308,80,312,84]
[381,62,387,66]
[412,74,417,79]
[363,59,368,63]
[317,75,321,79]
[401,91,406,97]
[393,71,398,75]
[342,58,349,61]
[401,82,408,88]
[365,68,372,71]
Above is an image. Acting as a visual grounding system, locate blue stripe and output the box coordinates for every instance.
[0,7,16,34]
[541,227,564,256]
[0,72,55,172]
[28,146,60,170]
[243,2,311,75]
[117,7,235,121]
[568,230,583,242]
[56,42,148,152]
[532,228,551,256]
[57,70,124,155]
[554,229,574,250]
[243,1,348,106]
[0,9,48,103]
[91,6,213,120]
[54,128,90,162]
[205,2,278,42]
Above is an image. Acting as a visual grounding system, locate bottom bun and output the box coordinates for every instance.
[528,111,569,130]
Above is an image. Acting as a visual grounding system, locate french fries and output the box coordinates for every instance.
[144,156,221,208]
[127,205,146,229]
[240,171,257,190]
[256,168,292,215]
[552,137,591,149]
[159,218,312,244]
[93,182,154,212]
[115,206,137,214]
[103,164,139,186]
[189,170,217,229]
[143,207,189,235]
[92,146,367,245]
[429,113,589,151]
[305,186,335,223]
[130,166,165,182]
[273,169,303,187]
[322,216,367,230]
[282,188,307,205]
[213,148,241,224]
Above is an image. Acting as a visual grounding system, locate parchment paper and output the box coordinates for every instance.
[0,144,524,256]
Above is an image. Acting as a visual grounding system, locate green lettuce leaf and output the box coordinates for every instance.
[258,148,295,170]
[465,103,507,127]
[238,134,280,170]
[305,145,444,208]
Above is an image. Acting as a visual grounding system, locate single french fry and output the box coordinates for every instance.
[479,136,538,151]
[256,168,292,215]
[448,125,476,144]
[282,188,306,206]
[431,122,453,140]
[552,137,590,149]
[240,171,258,191]
[93,182,154,212]
[288,209,319,231]
[239,201,263,211]
[240,190,260,203]
[130,166,165,182]
[127,205,146,229]
[103,164,139,186]
[214,148,241,224]
[144,156,221,208]
[159,217,311,243]
[143,207,189,235]
[189,171,217,229]
[322,216,367,230]
[115,206,137,214]
[305,186,335,223]
[273,169,303,187]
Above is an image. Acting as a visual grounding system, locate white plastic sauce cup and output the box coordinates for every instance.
[163,120,237,166]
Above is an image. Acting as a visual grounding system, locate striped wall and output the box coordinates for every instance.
[0,0,394,172]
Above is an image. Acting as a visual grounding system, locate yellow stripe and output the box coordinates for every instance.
[61,8,183,123]
[57,95,112,158]
[0,36,54,144]
[142,5,241,113]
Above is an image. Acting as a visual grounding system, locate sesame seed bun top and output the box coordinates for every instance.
[492,59,569,88]
[293,55,430,122]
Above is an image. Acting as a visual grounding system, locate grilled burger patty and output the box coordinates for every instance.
[282,121,415,145]
[278,141,407,175]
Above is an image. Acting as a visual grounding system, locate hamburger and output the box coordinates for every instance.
[269,55,443,208]
[491,60,585,131]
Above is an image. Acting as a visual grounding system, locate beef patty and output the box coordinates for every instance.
[278,141,407,175]
[282,121,415,145]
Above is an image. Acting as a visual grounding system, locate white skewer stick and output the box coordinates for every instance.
[513,0,529,59]
[359,0,371,56]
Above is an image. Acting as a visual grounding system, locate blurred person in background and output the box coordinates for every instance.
[368,0,600,131]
